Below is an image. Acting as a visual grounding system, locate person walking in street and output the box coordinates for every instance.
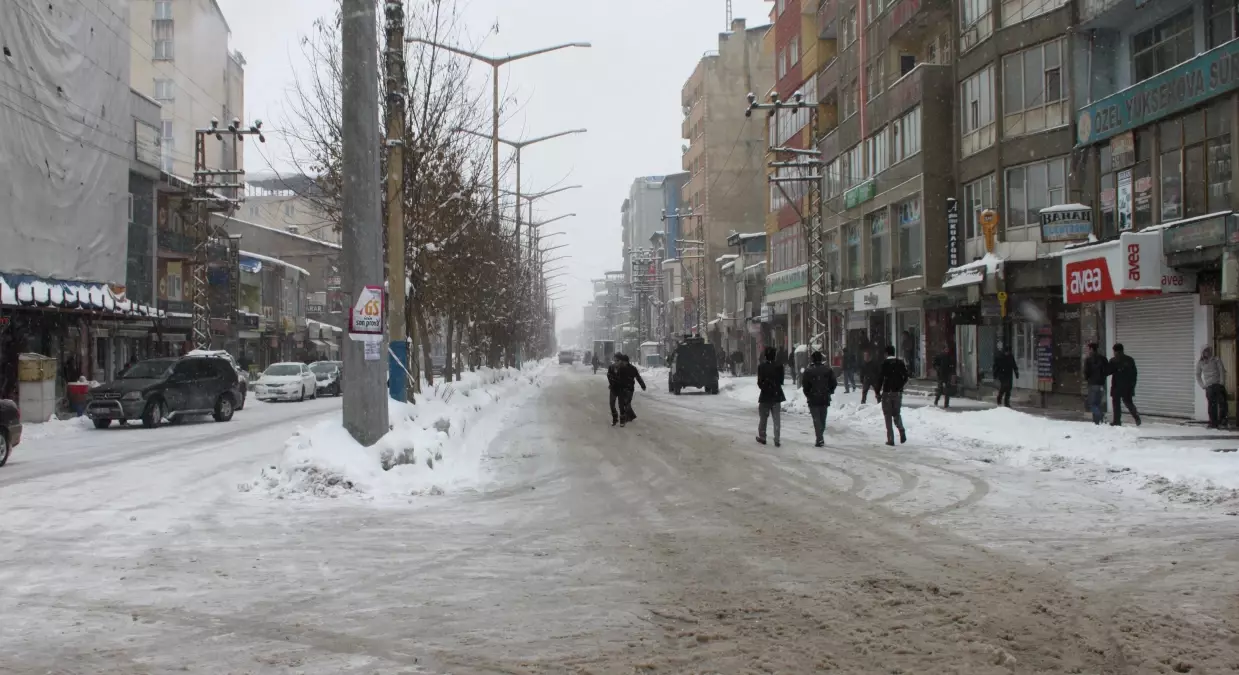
[731,349,745,376]
[874,345,909,446]
[841,348,858,393]
[1196,345,1228,429]
[932,345,955,408]
[591,353,601,374]
[1084,342,1109,425]
[610,353,646,426]
[801,351,838,447]
[776,345,790,380]
[860,349,883,404]
[993,344,1019,407]
[1109,343,1141,426]
[756,346,785,447]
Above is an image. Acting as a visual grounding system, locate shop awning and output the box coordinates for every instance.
[0,273,165,319]
[941,268,985,289]
[1059,230,1191,303]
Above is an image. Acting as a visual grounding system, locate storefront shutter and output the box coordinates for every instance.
[1113,295,1197,418]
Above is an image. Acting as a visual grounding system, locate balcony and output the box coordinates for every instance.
[818,0,837,38]
[881,0,951,44]
[863,62,951,136]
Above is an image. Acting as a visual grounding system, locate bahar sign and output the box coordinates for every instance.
[1076,38,1239,146]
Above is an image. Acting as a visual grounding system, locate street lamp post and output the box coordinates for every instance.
[408,37,590,231]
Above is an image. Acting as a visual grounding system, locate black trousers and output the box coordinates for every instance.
[861,380,877,403]
[996,378,1013,407]
[1206,383,1228,427]
[610,389,634,421]
[1111,392,1141,425]
[934,379,951,407]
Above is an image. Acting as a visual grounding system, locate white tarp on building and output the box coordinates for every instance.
[0,0,131,285]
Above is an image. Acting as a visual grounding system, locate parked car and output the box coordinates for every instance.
[186,349,247,409]
[310,361,343,397]
[668,337,720,395]
[558,350,575,365]
[86,356,241,429]
[0,397,21,467]
[253,362,318,402]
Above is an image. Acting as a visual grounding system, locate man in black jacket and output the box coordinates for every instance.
[1109,343,1140,426]
[841,348,858,393]
[801,351,838,447]
[932,345,955,408]
[1083,342,1109,424]
[874,345,909,446]
[608,353,646,427]
[860,349,882,404]
[993,344,1019,407]
[756,346,785,447]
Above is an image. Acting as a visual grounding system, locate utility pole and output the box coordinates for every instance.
[383,0,408,402]
[342,0,390,445]
[666,207,707,337]
[747,91,828,351]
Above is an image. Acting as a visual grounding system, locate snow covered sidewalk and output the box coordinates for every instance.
[246,361,549,500]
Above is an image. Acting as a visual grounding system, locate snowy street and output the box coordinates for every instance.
[3,365,1239,673]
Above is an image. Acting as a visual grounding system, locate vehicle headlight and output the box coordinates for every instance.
[122,391,143,401]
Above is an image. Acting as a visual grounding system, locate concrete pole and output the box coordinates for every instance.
[384,0,408,402]
[492,64,501,232]
[341,0,390,444]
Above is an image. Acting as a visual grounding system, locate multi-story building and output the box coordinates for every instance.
[621,176,670,282]
[681,18,774,333]
[811,0,953,377]
[129,0,244,178]
[1061,0,1239,420]
[241,174,341,246]
[662,172,691,259]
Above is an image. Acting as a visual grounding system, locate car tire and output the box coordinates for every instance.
[298,387,305,403]
[310,386,317,400]
[0,432,10,467]
[141,400,165,429]
[93,419,112,429]
[236,390,246,410]
[213,394,235,422]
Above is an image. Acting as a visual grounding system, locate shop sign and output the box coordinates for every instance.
[1163,215,1228,254]
[765,264,807,294]
[307,303,325,314]
[1117,169,1133,232]
[980,297,1002,318]
[1061,231,1163,303]
[1110,132,1135,171]
[349,284,384,342]
[1039,206,1093,242]
[945,198,961,268]
[852,282,892,311]
[844,179,876,210]
[1036,325,1054,391]
[1076,38,1239,146]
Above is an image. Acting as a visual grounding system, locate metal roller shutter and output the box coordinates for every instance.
[1114,295,1197,418]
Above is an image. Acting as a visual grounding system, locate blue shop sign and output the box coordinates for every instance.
[1076,38,1239,146]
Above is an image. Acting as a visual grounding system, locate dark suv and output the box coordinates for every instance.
[669,337,720,395]
[87,356,241,429]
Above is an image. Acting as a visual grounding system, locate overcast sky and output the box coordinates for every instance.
[217,0,773,331]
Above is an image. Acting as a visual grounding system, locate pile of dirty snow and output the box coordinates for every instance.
[242,362,547,500]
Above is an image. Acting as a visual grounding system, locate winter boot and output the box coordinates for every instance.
[755,436,767,445]
[899,428,906,444]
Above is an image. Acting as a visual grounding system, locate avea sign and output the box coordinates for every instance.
[1077,38,1239,146]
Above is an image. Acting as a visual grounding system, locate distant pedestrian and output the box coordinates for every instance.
[860,349,882,404]
[874,345,909,446]
[932,345,955,408]
[731,349,744,376]
[1109,343,1141,426]
[993,343,1019,407]
[776,345,789,378]
[1196,345,1228,429]
[801,351,838,448]
[756,346,785,447]
[1083,342,1109,425]
[841,348,858,393]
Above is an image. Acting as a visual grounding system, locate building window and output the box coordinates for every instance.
[866,0,880,24]
[153,19,174,60]
[127,193,135,223]
[1002,38,1066,138]
[1005,156,1067,237]
[1000,0,1066,27]
[789,36,799,66]
[1161,118,1183,220]
[960,0,992,52]
[825,159,840,199]
[845,222,861,288]
[827,233,841,290]
[964,174,996,240]
[842,142,864,189]
[1209,0,1238,49]
[160,121,174,173]
[866,126,890,177]
[960,66,995,157]
[284,203,295,218]
[842,79,858,119]
[777,48,787,79]
[868,209,890,282]
[843,7,857,46]
[154,0,173,20]
[777,0,786,15]
[1132,9,1194,84]
[897,196,923,277]
[1207,99,1233,213]
[893,106,921,163]
[865,54,885,101]
[153,78,174,102]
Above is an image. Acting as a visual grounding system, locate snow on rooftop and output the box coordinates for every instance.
[716,254,740,263]
[219,214,342,250]
[240,250,311,277]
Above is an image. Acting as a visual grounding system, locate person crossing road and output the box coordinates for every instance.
[801,351,838,448]
[606,353,646,427]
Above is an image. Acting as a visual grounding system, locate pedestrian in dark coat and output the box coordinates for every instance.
[1109,343,1141,426]
[1083,342,1109,425]
[993,344,1019,407]
[874,345,909,446]
[776,345,790,378]
[731,349,745,376]
[801,351,838,447]
[756,346,786,447]
[860,349,882,404]
[841,348,858,393]
[1196,345,1228,429]
[932,345,955,408]
[608,353,646,426]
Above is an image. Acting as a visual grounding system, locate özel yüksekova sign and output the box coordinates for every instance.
[1076,38,1239,146]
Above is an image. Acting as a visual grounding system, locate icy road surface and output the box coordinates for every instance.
[2,366,1238,673]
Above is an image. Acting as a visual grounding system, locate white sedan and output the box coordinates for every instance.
[253,363,318,402]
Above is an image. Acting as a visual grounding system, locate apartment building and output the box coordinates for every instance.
[130,0,244,178]
[681,18,774,334]
[814,0,954,376]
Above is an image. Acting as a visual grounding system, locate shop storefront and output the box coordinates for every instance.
[850,282,893,358]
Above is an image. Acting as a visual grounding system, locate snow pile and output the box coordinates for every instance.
[721,375,811,414]
[20,414,95,440]
[244,362,547,500]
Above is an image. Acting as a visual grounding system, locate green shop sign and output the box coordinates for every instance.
[844,179,876,209]
[766,264,807,294]
[1076,38,1239,146]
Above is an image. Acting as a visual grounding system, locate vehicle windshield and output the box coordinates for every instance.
[310,363,337,374]
[264,364,303,377]
[120,359,176,379]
